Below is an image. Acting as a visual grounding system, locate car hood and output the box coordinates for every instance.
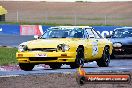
[26,38,81,49]
[110,37,132,45]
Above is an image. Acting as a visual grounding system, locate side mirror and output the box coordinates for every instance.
[105,35,111,38]
[89,35,95,38]
[34,35,39,39]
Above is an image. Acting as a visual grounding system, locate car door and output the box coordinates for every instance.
[84,28,99,60]
[91,29,104,58]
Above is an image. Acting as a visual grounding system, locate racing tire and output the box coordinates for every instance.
[19,63,35,71]
[97,47,110,67]
[49,64,62,69]
[110,53,115,59]
[70,48,84,69]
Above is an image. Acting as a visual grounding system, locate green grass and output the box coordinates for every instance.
[0,21,114,26]
[0,21,130,26]
[0,47,18,65]
[0,21,73,26]
[48,16,73,20]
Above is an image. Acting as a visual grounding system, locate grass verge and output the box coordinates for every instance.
[0,21,114,26]
[0,47,18,66]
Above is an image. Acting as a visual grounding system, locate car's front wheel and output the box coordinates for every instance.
[110,53,115,59]
[70,47,84,69]
[97,47,110,67]
[19,63,35,71]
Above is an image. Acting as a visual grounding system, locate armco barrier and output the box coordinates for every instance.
[0,24,20,35]
[0,24,125,37]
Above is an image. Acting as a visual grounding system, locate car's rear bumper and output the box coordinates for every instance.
[16,51,76,64]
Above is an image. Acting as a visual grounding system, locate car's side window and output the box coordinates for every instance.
[85,29,95,38]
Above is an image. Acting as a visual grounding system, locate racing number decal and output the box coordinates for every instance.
[92,41,98,56]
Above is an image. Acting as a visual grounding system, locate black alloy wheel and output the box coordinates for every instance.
[110,53,115,59]
[70,48,84,69]
[97,47,110,67]
[19,63,35,71]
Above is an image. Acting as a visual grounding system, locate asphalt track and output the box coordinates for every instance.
[0,59,132,76]
[0,35,33,47]
[0,35,132,76]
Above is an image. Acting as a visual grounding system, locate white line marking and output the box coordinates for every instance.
[0,75,20,77]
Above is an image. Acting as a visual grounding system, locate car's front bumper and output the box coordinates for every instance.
[16,51,76,64]
[113,46,132,56]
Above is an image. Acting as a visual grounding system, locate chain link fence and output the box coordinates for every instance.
[5,11,132,26]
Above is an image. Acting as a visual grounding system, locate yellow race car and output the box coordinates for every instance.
[16,26,113,71]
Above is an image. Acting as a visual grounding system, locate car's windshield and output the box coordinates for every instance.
[112,28,132,38]
[41,27,84,39]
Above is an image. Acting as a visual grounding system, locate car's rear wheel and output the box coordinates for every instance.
[49,63,62,69]
[70,48,84,69]
[97,47,110,67]
[19,63,35,71]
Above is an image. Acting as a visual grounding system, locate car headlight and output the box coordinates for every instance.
[63,45,70,51]
[113,43,122,47]
[57,44,70,52]
[18,45,28,52]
